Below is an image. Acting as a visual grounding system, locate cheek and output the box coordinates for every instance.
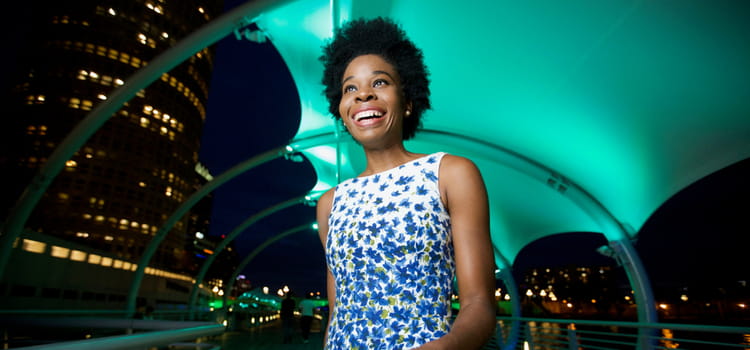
[338,96,349,119]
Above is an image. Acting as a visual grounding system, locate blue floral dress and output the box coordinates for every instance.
[325,152,455,350]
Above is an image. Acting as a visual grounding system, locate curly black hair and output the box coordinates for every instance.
[320,17,431,140]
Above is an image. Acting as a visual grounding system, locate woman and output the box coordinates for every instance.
[316,17,496,349]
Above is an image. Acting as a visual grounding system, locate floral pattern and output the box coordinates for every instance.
[326,152,454,350]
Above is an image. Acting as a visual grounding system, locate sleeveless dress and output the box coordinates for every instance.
[325,152,455,350]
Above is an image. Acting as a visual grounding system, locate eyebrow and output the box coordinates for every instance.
[342,70,395,84]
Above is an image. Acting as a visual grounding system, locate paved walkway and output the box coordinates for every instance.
[188,318,325,350]
[182,318,501,350]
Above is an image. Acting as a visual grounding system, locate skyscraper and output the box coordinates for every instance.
[2,0,225,288]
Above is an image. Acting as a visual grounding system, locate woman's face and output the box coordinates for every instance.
[338,54,410,148]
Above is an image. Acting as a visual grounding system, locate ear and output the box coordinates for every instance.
[405,101,413,117]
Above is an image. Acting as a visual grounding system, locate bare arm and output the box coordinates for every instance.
[316,188,336,344]
[421,155,496,349]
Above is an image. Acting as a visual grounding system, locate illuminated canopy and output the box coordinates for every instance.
[254,0,750,265]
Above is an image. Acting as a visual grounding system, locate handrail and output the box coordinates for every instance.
[15,324,223,350]
[497,316,750,349]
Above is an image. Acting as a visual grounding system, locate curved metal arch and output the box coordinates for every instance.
[0,0,296,282]
[126,132,335,317]
[222,224,313,311]
[415,129,657,348]
[186,196,307,317]
[493,251,522,350]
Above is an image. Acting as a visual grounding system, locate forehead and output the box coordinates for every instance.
[342,54,399,80]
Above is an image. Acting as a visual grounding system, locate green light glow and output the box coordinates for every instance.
[258,0,750,266]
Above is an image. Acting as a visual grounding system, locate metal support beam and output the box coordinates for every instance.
[187,196,306,318]
[416,129,657,349]
[222,224,312,310]
[492,251,521,350]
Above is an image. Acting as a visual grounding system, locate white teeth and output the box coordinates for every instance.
[354,110,383,121]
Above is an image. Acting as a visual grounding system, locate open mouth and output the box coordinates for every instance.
[353,110,384,123]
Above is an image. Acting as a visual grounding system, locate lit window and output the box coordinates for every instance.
[97,94,107,100]
[22,239,46,254]
[76,232,89,238]
[101,257,113,267]
[115,78,124,86]
[140,117,150,128]
[138,181,147,188]
[70,250,86,262]
[123,262,132,270]
[165,186,173,197]
[81,100,93,111]
[161,32,169,39]
[113,260,123,269]
[104,235,114,241]
[143,105,153,114]
[108,8,116,16]
[50,246,70,259]
[82,213,92,220]
[66,160,78,168]
[119,53,130,64]
[160,126,168,135]
[58,193,70,201]
[89,71,99,79]
[69,98,81,109]
[88,254,102,264]
[198,7,205,13]
[95,215,105,222]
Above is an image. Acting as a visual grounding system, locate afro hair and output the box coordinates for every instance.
[319,17,431,140]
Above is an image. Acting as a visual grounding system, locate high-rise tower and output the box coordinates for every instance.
[2,0,224,281]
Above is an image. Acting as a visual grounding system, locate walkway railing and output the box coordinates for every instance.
[497,316,750,349]
[0,309,224,349]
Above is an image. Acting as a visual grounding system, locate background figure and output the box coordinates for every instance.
[298,297,315,343]
[280,293,296,344]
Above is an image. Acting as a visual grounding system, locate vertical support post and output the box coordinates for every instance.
[524,322,535,350]
[610,239,657,350]
[495,252,521,350]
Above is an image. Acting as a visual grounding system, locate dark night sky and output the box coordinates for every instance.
[197,0,323,294]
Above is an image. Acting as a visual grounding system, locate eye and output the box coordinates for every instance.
[343,84,356,94]
[373,79,389,87]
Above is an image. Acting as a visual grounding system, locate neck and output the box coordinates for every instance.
[360,143,423,176]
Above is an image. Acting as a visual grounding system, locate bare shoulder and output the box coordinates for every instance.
[439,154,483,181]
[315,187,336,245]
[316,187,335,214]
[439,154,487,208]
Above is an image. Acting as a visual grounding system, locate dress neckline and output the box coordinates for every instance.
[354,152,442,180]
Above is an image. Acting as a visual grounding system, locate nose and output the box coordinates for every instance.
[355,87,375,102]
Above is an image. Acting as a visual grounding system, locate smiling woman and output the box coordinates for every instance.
[315,17,497,350]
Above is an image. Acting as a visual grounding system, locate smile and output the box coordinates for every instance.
[353,110,384,122]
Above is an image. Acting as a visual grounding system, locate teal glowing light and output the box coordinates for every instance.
[257,0,750,267]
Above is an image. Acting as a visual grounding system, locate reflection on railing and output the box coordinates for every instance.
[0,309,223,349]
[497,316,750,349]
